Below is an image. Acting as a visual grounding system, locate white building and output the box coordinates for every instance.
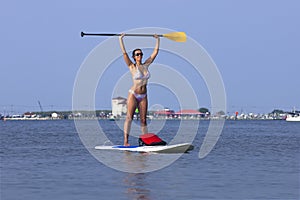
[112,97,127,117]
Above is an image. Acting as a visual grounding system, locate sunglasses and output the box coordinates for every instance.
[134,53,143,57]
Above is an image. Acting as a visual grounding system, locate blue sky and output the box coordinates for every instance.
[1,0,299,114]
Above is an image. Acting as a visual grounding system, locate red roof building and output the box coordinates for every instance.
[154,109,175,116]
[175,109,203,115]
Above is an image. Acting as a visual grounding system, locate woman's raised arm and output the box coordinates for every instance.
[119,33,133,67]
[144,34,160,65]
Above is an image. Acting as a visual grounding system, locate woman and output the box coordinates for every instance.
[119,33,160,146]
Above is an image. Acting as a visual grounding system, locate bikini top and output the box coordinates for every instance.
[133,64,150,80]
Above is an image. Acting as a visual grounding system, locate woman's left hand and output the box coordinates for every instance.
[153,34,159,39]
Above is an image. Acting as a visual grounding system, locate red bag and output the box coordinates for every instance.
[138,133,167,146]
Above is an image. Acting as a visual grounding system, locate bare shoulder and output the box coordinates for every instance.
[142,59,150,66]
[143,60,152,67]
[128,63,135,70]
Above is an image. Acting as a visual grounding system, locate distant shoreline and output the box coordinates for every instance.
[1,109,298,121]
[0,116,289,121]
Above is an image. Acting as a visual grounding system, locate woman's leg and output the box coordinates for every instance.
[123,93,136,146]
[138,96,148,134]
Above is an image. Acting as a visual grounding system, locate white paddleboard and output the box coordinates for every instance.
[95,143,194,153]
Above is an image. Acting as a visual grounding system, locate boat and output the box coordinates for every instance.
[286,114,300,122]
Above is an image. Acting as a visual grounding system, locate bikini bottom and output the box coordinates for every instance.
[129,90,147,102]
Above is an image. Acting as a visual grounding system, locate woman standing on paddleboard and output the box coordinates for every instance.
[119,33,160,146]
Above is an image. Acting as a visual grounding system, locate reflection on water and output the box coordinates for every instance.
[92,146,182,173]
[122,151,149,172]
[123,173,151,200]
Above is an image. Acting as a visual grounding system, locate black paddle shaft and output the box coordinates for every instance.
[81,32,163,38]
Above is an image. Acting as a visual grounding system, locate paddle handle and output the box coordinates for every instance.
[81,32,163,38]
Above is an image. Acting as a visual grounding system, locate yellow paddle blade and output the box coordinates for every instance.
[162,32,187,42]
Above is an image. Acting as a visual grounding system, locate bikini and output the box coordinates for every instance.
[129,64,150,102]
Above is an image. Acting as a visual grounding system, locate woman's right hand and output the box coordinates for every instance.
[119,33,125,39]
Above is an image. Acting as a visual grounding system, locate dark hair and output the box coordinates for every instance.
[132,48,142,60]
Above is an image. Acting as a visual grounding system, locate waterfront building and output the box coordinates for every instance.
[112,97,127,117]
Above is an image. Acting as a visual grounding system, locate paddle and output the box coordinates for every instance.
[80,31,187,42]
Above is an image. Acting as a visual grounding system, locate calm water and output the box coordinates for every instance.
[1,120,299,200]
